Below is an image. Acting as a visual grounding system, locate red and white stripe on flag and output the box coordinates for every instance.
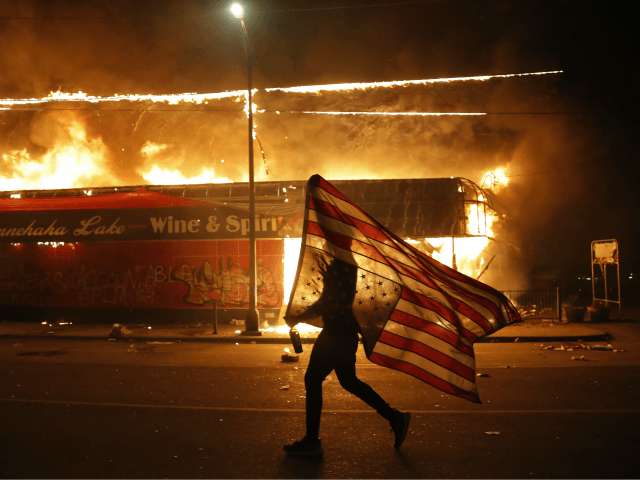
[286,175,521,403]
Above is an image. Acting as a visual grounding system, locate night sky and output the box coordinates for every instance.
[1,1,637,286]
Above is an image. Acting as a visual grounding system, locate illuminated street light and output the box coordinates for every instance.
[230,3,261,336]
[230,3,243,18]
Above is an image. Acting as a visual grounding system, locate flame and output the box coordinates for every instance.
[483,169,509,192]
[140,165,232,185]
[283,238,302,305]
[420,236,490,278]
[274,237,325,335]
[0,90,246,107]
[265,71,563,94]
[466,202,494,238]
[138,140,232,185]
[0,71,559,192]
[275,324,322,335]
[0,71,562,109]
[140,140,168,157]
[0,113,117,190]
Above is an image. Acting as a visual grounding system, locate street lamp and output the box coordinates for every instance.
[231,3,261,335]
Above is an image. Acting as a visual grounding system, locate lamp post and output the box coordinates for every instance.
[231,3,261,335]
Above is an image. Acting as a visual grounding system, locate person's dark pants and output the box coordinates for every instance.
[304,329,396,441]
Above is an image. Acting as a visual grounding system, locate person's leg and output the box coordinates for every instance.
[334,361,397,421]
[283,335,334,456]
[333,339,411,448]
[303,333,335,441]
[304,361,332,441]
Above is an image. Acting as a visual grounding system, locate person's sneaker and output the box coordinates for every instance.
[390,409,411,448]
[283,437,323,457]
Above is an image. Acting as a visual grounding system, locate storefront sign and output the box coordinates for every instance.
[0,206,279,243]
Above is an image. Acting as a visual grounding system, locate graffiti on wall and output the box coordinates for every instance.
[0,240,283,310]
[0,264,167,307]
[75,264,166,307]
[171,258,280,308]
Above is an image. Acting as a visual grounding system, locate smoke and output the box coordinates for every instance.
[0,0,621,279]
[0,1,591,186]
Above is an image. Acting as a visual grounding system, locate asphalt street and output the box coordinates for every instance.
[1,324,639,479]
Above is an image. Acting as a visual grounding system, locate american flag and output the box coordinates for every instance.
[285,175,520,403]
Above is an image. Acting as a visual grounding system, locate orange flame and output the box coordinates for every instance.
[483,169,509,192]
[0,113,116,190]
[265,71,563,94]
[138,141,232,185]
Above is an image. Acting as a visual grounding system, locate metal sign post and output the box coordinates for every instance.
[591,239,621,319]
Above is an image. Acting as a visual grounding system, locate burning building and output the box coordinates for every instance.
[0,177,499,326]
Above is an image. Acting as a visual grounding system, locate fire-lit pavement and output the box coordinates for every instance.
[1,318,639,479]
[0,314,627,344]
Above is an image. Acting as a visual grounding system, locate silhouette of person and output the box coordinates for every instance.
[283,256,410,457]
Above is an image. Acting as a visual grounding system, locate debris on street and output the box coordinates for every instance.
[281,348,299,362]
[540,343,622,353]
[485,431,501,435]
[476,373,490,377]
[109,324,132,338]
[571,356,586,361]
[280,385,290,390]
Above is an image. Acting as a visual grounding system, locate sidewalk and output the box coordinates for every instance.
[0,318,618,344]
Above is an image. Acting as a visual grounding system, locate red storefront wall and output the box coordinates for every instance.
[0,239,283,313]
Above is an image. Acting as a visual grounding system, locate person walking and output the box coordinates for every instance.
[283,257,410,457]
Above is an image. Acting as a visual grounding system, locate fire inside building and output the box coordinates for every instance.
[0,177,499,326]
